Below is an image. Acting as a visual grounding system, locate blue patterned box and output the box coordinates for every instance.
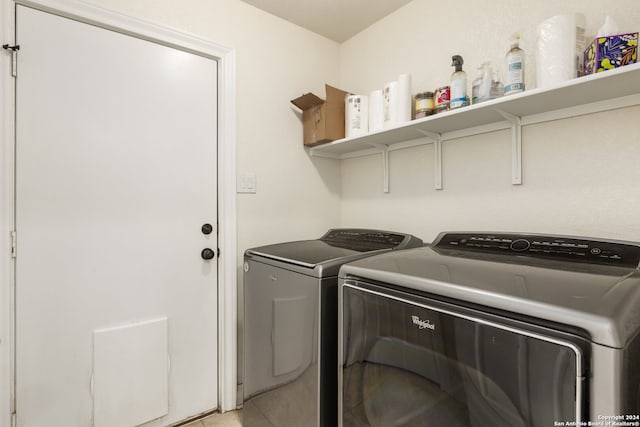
[584,32,638,74]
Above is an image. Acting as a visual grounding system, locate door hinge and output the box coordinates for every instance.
[11,412,17,427]
[2,44,19,77]
[11,230,17,258]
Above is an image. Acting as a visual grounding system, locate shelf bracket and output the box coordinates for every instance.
[496,109,522,185]
[416,129,443,190]
[370,144,390,193]
[381,146,390,193]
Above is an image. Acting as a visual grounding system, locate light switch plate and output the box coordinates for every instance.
[237,173,256,193]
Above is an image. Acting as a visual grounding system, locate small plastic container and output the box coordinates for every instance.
[414,91,435,118]
[435,86,450,113]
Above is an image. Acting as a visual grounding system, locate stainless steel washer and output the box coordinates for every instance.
[242,229,423,427]
[339,232,640,427]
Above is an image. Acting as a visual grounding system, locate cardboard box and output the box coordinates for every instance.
[584,32,638,74]
[291,84,349,146]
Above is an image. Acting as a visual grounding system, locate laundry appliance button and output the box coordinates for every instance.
[510,239,531,252]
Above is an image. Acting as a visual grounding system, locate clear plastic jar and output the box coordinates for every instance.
[414,91,435,119]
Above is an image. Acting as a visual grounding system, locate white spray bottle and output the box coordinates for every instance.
[450,55,467,109]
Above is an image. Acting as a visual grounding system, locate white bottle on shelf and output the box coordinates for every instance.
[450,55,468,109]
[505,34,525,95]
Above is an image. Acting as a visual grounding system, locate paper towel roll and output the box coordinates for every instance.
[383,81,398,129]
[369,89,384,132]
[536,13,586,88]
[397,73,412,123]
[345,94,369,138]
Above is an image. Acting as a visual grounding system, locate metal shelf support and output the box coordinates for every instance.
[369,144,390,193]
[416,130,443,190]
[496,109,522,185]
[381,146,390,193]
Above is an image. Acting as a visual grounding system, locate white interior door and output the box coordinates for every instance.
[15,5,218,426]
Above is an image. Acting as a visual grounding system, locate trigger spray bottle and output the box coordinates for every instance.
[450,55,468,109]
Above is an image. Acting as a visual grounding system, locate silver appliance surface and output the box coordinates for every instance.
[246,228,421,277]
[243,228,422,427]
[338,232,640,427]
[339,232,640,348]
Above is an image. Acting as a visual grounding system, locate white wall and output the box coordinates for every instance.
[338,0,640,243]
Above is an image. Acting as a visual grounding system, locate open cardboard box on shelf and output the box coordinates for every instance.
[291,84,349,146]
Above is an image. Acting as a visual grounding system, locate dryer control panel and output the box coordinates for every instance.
[434,232,640,268]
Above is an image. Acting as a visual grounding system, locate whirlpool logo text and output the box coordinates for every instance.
[411,315,436,331]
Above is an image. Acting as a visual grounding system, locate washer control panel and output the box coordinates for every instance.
[434,232,640,268]
[322,229,423,250]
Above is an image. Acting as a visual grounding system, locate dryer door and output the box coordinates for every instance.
[340,280,588,427]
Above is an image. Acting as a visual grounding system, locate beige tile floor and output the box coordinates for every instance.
[183,410,242,427]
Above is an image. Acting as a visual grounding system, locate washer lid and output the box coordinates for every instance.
[246,228,422,269]
[247,239,369,268]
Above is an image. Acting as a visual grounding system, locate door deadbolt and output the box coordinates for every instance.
[201,248,215,260]
[201,223,213,235]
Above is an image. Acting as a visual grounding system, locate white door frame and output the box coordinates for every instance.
[0,0,238,423]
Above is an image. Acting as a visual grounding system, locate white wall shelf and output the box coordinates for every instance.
[307,62,640,192]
